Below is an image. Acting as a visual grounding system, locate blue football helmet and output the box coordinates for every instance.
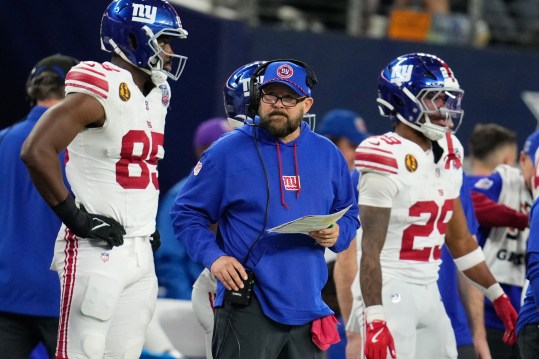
[223,61,266,126]
[100,0,188,81]
[377,53,464,141]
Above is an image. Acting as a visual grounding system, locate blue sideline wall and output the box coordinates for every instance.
[3,1,539,196]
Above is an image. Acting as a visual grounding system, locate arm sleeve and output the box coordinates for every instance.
[527,252,539,309]
[170,157,228,269]
[471,191,529,230]
[332,158,361,253]
[358,172,399,208]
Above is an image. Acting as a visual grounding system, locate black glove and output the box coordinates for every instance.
[150,229,161,253]
[52,194,126,250]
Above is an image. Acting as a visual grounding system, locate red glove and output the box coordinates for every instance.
[492,294,518,345]
[364,320,396,359]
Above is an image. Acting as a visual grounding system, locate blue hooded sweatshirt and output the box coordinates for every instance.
[0,106,66,317]
[171,121,360,325]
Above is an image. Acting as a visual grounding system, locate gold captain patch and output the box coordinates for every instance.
[119,82,131,101]
[405,154,418,172]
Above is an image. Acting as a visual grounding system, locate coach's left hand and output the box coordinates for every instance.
[309,223,339,247]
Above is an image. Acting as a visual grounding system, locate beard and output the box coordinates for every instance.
[259,109,303,138]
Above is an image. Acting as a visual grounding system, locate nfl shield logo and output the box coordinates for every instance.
[101,252,109,263]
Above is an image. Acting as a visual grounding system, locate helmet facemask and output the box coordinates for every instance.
[414,87,464,141]
[144,26,188,81]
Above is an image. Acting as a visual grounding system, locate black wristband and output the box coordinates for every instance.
[51,194,90,237]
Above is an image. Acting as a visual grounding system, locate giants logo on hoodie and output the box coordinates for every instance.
[283,176,300,191]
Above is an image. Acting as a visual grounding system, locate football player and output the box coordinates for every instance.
[355,53,518,359]
[20,0,188,357]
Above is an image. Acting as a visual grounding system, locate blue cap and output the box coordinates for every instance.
[259,61,311,97]
[317,109,369,146]
[523,130,539,164]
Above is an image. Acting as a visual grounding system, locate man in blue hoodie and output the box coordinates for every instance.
[0,53,78,358]
[171,59,360,358]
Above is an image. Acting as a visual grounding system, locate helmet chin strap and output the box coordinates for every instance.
[395,112,447,141]
[109,39,136,67]
[107,38,165,85]
[420,121,447,141]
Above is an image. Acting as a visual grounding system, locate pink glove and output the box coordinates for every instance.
[364,320,396,359]
[492,293,518,345]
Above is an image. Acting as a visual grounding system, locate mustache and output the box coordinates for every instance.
[268,110,288,118]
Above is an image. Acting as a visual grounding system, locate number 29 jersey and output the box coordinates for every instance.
[355,132,463,285]
[64,61,170,237]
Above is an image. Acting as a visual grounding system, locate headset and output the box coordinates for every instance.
[246,59,318,118]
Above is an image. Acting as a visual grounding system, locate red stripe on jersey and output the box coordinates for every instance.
[209,291,216,314]
[78,65,106,77]
[358,163,398,175]
[66,71,109,92]
[65,82,108,99]
[355,152,398,169]
[356,145,393,154]
[56,229,78,359]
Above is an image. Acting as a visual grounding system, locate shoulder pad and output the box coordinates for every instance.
[65,61,111,99]
[354,133,402,175]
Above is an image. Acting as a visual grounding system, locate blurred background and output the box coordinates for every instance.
[2,0,539,196]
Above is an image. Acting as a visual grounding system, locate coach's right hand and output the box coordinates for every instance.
[211,256,249,291]
[52,194,125,249]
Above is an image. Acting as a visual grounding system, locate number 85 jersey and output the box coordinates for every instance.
[355,132,463,284]
[64,61,170,237]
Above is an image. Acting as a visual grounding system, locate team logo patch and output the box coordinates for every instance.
[474,177,494,190]
[101,252,109,263]
[159,84,170,106]
[282,176,300,191]
[193,161,203,176]
[276,64,293,79]
[391,293,401,303]
[404,154,418,172]
[119,82,131,101]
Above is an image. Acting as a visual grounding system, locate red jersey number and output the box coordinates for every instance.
[116,130,163,189]
[400,199,453,261]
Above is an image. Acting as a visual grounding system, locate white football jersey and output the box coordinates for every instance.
[355,132,463,284]
[64,61,171,237]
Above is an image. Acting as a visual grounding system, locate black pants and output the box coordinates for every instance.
[518,323,539,359]
[486,327,520,359]
[0,311,58,359]
[212,296,324,359]
[457,344,477,359]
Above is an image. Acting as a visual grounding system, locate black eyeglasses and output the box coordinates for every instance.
[261,91,307,107]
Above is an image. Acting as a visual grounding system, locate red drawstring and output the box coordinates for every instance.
[445,131,462,169]
[275,141,301,208]
[275,142,289,209]
[294,142,301,199]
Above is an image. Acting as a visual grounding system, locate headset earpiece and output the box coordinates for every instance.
[246,59,318,119]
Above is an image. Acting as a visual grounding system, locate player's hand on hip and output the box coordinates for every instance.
[492,293,518,345]
[365,320,396,359]
[211,256,249,291]
[52,194,125,249]
[81,204,126,249]
[309,223,339,247]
